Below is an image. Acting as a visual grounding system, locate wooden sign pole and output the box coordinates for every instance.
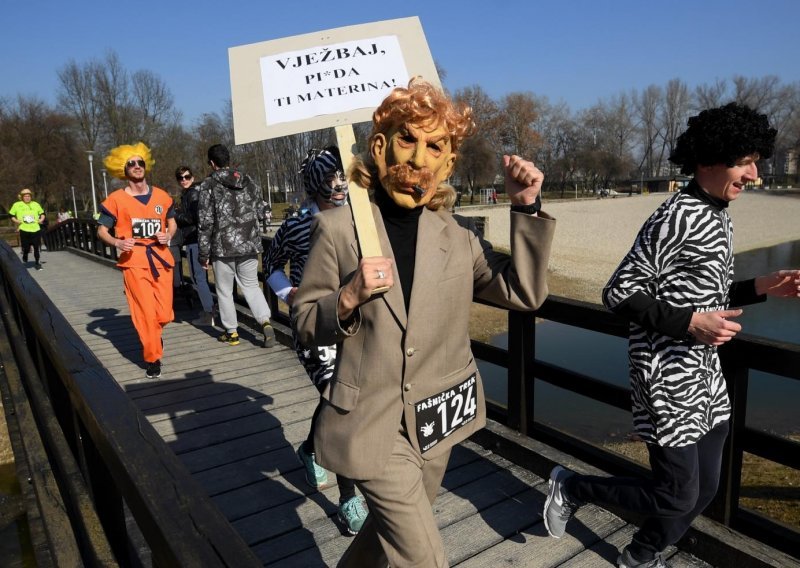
[335,124,390,294]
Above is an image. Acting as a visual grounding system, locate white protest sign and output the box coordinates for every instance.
[260,36,408,126]
[229,17,440,144]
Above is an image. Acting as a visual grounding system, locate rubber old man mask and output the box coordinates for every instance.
[370,118,456,209]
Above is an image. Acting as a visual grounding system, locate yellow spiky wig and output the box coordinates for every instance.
[103,142,155,180]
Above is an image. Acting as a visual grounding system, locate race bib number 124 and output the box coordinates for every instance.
[415,373,477,453]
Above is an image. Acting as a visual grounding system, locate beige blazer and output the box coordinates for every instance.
[293,203,555,480]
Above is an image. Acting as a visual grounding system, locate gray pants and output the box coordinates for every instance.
[186,243,214,313]
[212,255,271,333]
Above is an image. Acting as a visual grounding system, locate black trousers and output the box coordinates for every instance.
[568,420,730,561]
[305,383,357,502]
[20,230,41,263]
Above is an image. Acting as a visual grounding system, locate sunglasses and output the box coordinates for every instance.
[177,173,193,181]
[126,159,146,169]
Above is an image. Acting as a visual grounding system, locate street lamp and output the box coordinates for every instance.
[101,168,109,198]
[70,185,77,217]
[86,150,98,217]
[266,170,272,208]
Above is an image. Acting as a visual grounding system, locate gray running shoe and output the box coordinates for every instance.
[262,322,276,348]
[338,495,368,535]
[618,547,668,567]
[543,465,581,538]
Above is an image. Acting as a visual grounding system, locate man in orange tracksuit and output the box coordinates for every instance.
[96,142,177,379]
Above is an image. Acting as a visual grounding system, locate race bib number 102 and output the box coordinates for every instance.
[131,218,162,239]
[415,373,478,453]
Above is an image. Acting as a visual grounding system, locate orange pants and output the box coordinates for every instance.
[122,266,174,363]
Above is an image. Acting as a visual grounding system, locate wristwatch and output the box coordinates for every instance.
[510,195,541,215]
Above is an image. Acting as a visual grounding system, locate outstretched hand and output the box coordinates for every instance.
[503,154,543,206]
[755,270,800,298]
[687,309,743,346]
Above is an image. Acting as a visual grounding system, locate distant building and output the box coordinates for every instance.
[631,175,692,193]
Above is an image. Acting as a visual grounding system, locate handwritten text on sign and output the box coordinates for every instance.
[260,35,409,126]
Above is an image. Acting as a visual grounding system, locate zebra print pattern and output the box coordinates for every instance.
[299,147,343,201]
[264,209,314,289]
[603,187,733,447]
[264,207,337,385]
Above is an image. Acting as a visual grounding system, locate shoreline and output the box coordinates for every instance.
[457,191,800,304]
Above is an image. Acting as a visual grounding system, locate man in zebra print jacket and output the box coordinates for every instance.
[263,147,368,535]
[543,103,800,567]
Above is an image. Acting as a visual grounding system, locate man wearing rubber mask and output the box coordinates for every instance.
[264,147,368,535]
[293,78,556,566]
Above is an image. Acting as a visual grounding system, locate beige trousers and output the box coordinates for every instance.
[338,432,451,568]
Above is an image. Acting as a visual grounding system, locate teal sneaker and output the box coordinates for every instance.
[337,496,368,535]
[296,445,328,489]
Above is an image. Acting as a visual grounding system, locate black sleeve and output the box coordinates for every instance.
[729,278,766,307]
[174,189,198,227]
[609,290,694,339]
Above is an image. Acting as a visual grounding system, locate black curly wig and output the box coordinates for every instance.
[669,103,776,175]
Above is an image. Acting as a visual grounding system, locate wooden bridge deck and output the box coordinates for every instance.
[26,249,718,567]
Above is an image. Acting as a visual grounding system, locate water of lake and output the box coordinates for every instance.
[480,239,800,443]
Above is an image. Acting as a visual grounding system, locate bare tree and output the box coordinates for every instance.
[497,92,543,164]
[0,96,82,212]
[693,79,729,111]
[57,59,102,151]
[131,69,180,142]
[634,84,663,177]
[92,51,138,146]
[533,100,581,194]
[657,78,691,175]
[453,85,502,196]
[455,136,495,195]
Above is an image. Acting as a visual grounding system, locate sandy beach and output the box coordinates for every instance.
[457,190,800,303]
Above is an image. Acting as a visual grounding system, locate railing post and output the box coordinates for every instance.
[507,310,536,435]
[706,342,748,525]
[80,420,131,567]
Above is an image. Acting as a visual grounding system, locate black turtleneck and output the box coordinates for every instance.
[374,187,424,311]
[681,179,729,210]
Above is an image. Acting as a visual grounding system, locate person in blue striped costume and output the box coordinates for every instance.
[264,146,368,535]
[543,103,800,568]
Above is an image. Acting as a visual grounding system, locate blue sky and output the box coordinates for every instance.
[3,0,799,126]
